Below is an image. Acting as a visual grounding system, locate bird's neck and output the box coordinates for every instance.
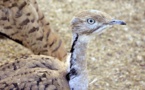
[69,33,90,90]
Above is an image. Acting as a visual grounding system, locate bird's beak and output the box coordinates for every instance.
[109,19,126,25]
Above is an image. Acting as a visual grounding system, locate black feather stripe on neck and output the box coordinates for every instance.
[70,34,79,53]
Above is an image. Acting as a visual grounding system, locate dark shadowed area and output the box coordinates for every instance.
[0,0,145,90]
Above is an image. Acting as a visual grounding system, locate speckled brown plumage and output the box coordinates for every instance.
[0,0,67,61]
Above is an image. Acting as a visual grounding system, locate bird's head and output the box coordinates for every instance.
[71,10,126,36]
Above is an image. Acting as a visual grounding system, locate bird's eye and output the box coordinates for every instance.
[87,18,95,24]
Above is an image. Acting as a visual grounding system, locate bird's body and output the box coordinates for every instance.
[0,1,126,90]
[0,0,69,89]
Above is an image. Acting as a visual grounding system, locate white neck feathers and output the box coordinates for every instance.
[69,33,90,90]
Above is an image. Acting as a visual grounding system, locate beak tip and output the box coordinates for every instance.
[121,22,126,25]
[110,20,126,25]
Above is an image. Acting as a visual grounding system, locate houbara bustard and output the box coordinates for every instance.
[0,0,126,90]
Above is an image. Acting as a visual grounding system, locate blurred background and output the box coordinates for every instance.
[0,0,145,90]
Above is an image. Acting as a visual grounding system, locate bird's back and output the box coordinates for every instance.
[0,0,67,61]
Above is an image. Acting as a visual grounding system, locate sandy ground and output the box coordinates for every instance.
[0,0,145,90]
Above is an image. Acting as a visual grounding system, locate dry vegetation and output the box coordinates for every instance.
[0,0,145,90]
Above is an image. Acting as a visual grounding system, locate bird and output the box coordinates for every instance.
[0,9,126,89]
[0,0,67,61]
